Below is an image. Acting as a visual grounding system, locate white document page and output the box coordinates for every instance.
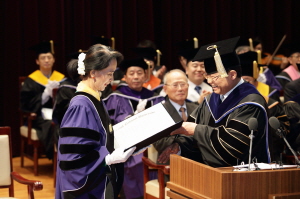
[41,108,53,120]
[113,103,175,150]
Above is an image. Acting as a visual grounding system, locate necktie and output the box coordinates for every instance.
[179,107,187,121]
[195,86,201,94]
[220,95,224,102]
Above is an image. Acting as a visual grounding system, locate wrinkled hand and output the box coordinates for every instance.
[170,122,196,136]
[198,90,212,104]
[105,146,136,165]
[157,143,180,164]
[44,80,59,98]
[134,99,147,114]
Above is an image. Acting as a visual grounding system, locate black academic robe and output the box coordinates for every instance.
[52,78,77,125]
[284,78,300,102]
[276,71,292,90]
[178,82,270,167]
[152,96,199,164]
[20,77,54,159]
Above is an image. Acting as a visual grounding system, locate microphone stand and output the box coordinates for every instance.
[278,128,300,168]
[248,130,255,171]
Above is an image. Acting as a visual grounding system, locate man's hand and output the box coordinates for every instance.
[198,90,212,104]
[154,65,167,80]
[170,122,197,136]
[157,143,179,164]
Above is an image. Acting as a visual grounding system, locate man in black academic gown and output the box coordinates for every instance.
[152,69,198,164]
[20,41,65,159]
[159,37,270,167]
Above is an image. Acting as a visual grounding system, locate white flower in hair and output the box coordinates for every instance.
[77,53,86,75]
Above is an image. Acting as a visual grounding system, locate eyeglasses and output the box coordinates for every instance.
[203,73,221,81]
[165,82,188,89]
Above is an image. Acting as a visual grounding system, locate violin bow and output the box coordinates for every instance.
[266,34,286,66]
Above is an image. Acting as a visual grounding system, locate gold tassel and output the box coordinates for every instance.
[193,37,198,48]
[207,45,228,78]
[49,40,54,54]
[257,50,261,65]
[111,37,115,49]
[156,49,162,66]
[253,61,259,79]
[249,38,254,51]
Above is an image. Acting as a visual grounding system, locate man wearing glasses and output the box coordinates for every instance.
[276,48,300,90]
[159,37,270,167]
[153,69,199,165]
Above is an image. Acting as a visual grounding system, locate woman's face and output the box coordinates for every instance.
[92,58,117,91]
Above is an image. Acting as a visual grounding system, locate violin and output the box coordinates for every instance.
[261,53,286,66]
[260,35,287,67]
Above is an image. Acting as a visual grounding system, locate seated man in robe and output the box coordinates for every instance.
[159,37,270,167]
[20,40,65,159]
[103,58,164,199]
[153,69,198,165]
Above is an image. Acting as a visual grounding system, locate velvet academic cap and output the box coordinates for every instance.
[29,40,55,55]
[193,36,241,75]
[120,58,148,72]
[177,39,200,63]
[238,51,259,78]
[133,47,157,61]
[91,36,111,46]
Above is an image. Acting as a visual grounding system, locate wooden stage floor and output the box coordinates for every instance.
[0,157,55,199]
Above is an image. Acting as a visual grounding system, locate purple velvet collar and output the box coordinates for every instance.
[208,82,259,120]
[117,85,154,99]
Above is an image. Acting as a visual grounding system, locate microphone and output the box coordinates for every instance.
[269,116,300,166]
[248,118,258,171]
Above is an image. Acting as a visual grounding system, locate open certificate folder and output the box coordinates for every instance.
[113,102,183,153]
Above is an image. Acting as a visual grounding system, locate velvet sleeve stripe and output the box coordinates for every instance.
[59,144,96,154]
[226,119,250,137]
[107,109,115,116]
[59,150,100,171]
[59,127,100,141]
[211,128,241,165]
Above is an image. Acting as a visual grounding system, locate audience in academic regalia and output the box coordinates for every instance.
[103,58,164,199]
[20,40,65,159]
[158,37,271,167]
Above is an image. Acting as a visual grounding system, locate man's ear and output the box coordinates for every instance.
[229,70,237,80]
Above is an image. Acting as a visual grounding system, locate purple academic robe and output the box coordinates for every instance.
[103,84,164,199]
[55,92,123,199]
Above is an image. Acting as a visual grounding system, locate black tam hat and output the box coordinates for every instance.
[133,47,157,61]
[177,38,200,62]
[120,58,148,72]
[238,51,259,79]
[193,36,241,76]
[29,40,55,56]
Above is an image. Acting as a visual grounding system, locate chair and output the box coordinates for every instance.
[0,126,43,199]
[19,76,44,176]
[142,145,170,199]
[52,87,58,187]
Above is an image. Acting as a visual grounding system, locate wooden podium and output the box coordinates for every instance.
[167,155,300,199]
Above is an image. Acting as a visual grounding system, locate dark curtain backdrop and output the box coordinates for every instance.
[1,0,300,156]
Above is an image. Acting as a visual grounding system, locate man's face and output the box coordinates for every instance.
[185,61,206,84]
[36,53,55,70]
[124,66,146,91]
[205,71,236,95]
[163,71,188,105]
[288,52,300,70]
